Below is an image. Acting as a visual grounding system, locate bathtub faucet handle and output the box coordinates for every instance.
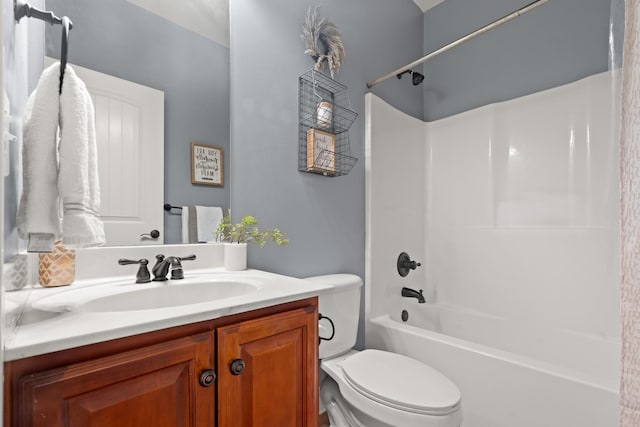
[405,260,421,269]
[397,252,422,277]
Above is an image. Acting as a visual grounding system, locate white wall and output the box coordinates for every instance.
[425,71,620,340]
[366,69,620,350]
[365,93,426,321]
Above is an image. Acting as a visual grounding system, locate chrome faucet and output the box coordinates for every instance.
[401,287,426,303]
[152,254,196,281]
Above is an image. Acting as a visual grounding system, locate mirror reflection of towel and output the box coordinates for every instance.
[187,207,198,243]
[181,206,223,243]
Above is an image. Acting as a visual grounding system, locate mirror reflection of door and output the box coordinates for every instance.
[46,58,165,246]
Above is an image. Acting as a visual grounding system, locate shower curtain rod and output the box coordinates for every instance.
[366,0,549,89]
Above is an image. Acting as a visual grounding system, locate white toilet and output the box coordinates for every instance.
[307,274,463,427]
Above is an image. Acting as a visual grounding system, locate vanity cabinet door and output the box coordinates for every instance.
[217,306,319,427]
[13,333,214,427]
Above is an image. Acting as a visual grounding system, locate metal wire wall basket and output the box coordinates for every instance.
[298,70,358,177]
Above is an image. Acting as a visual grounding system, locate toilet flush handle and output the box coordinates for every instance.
[318,313,335,344]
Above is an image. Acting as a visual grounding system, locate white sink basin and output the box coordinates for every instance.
[32,276,262,313]
[79,281,257,312]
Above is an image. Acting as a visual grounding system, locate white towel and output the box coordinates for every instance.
[17,63,63,243]
[181,206,192,243]
[196,206,223,242]
[181,205,223,243]
[17,63,105,249]
[58,65,105,248]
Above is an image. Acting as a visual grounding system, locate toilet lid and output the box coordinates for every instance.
[341,349,461,415]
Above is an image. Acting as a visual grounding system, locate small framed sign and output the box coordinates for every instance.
[306,128,336,175]
[191,142,224,186]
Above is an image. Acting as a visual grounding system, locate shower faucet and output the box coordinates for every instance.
[396,69,425,86]
[401,287,426,304]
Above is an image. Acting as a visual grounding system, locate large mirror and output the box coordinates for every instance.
[3,0,423,271]
[43,0,230,246]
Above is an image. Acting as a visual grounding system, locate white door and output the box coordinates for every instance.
[46,58,164,246]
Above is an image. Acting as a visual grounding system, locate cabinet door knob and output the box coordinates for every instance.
[229,358,245,375]
[199,369,216,387]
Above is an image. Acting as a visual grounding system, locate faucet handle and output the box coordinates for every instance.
[404,260,421,269]
[118,258,151,283]
[397,252,422,277]
[170,254,197,280]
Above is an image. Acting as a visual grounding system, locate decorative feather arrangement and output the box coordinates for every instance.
[301,6,345,78]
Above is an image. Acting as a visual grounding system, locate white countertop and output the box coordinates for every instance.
[4,268,333,361]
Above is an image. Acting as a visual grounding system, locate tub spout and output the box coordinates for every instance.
[401,287,426,303]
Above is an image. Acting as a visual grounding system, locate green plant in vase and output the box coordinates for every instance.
[215,215,289,247]
[216,215,288,271]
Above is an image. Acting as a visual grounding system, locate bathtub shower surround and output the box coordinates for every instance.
[365,70,620,427]
[620,0,640,423]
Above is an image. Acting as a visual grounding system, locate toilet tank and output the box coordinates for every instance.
[305,274,363,359]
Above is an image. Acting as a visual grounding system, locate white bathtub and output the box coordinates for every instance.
[366,305,620,427]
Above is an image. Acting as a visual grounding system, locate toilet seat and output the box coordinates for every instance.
[340,349,461,416]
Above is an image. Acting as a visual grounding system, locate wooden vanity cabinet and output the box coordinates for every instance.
[12,333,215,427]
[217,306,319,427]
[4,297,319,427]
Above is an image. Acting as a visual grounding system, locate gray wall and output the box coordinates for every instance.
[45,0,230,244]
[422,0,614,120]
[230,0,423,280]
